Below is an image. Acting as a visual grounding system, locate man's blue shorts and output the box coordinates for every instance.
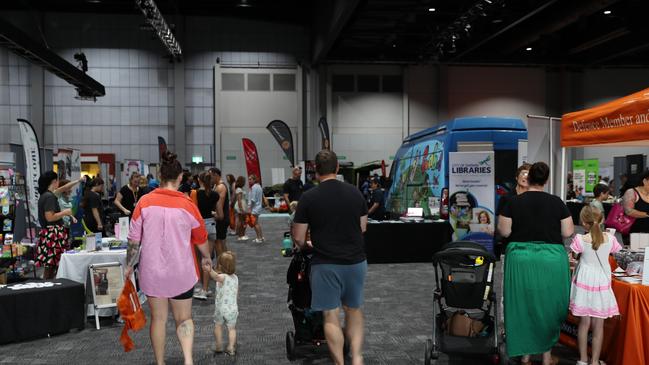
[309,260,367,311]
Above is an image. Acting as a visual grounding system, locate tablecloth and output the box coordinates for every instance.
[601,279,649,365]
[0,279,85,344]
[364,221,453,264]
[57,249,127,316]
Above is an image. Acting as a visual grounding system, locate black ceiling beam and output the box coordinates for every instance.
[312,0,362,65]
[589,41,649,65]
[0,17,105,98]
[568,27,630,55]
[500,0,621,54]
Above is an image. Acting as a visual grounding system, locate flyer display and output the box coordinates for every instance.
[449,151,495,253]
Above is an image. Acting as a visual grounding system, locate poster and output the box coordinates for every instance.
[89,264,123,307]
[16,119,41,228]
[122,159,144,186]
[385,138,445,217]
[449,151,495,253]
[573,159,599,194]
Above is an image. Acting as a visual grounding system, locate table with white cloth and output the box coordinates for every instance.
[56,248,127,317]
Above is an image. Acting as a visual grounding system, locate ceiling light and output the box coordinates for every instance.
[603,10,611,15]
[428,8,436,12]
[525,47,532,51]
[237,0,252,7]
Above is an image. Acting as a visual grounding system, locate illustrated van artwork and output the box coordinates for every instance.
[385,116,528,252]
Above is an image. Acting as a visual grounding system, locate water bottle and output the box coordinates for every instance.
[281,232,292,257]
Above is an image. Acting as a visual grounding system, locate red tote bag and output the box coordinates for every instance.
[604,203,635,235]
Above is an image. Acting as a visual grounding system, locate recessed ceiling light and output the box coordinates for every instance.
[603,10,612,15]
[392,44,397,48]
[525,47,532,51]
[86,0,102,3]
[428,8,436,12]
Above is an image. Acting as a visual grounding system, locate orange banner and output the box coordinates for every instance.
[561,87,649,147]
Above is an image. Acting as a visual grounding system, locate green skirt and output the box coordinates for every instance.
[504,242,570,357]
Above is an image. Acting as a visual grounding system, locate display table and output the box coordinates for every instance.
[364,221,453,264]
[566,201,612,225]
[0,279,85,344]
[57,249,127,316]
[601,279,649,365]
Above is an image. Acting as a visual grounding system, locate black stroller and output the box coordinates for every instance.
[424,241,508,365]
[285,250,326,361]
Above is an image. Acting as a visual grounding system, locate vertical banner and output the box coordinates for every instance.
[573,159,599,195]
[242,138,262,185]
[317,116,331,150]
[449,151,495,253]
[157,136,167,162]
[17,119,41,228]
[266,120,295,167]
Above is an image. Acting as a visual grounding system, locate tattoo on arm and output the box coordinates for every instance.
[126,241,141,267]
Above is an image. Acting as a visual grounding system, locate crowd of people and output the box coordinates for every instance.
[31,148,649,365]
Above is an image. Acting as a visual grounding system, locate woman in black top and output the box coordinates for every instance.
[114,173,139,216]
[36,171,76,279]
[82,177,105,234]
[193,172,218,300]
[623,169,649,233]
[498,162,574,365]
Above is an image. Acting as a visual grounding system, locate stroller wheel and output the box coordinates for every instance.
[424,339,434,365]
[286,331,296,361]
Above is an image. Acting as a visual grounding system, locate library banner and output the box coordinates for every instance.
[449,151,495,253]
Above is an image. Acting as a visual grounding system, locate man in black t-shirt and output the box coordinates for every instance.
[283,167,304,204]
[367,178,385,220]
[293,150,368,365]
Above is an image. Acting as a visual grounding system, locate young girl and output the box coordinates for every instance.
[205,251,239,356]
[569,206,621,365]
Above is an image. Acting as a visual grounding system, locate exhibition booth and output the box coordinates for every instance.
[558,87,649,365]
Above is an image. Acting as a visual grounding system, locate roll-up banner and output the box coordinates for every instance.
[318,116,331,150]
[242,138,262,185]
[266,120,295,167]
[157,136,167,162]
[572,159,599,194]
[449,151,495,253]
[17,119,41,228]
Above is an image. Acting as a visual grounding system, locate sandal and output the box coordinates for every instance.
[225,348,236,356]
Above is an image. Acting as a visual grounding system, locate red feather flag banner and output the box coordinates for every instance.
[242,138,262,185]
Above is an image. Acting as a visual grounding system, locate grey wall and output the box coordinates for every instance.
[0,10,647,181]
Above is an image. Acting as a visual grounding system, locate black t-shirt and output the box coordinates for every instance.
[368,188,385,220]
[119,185,137,212]
[283,178,304,202]
[84,191,104,232]
[496,190,517,216]
[138,186,153,200]
[501,191,571,245]
[38,191,62,227]
[294,179,368,265]
[196,189,218,219]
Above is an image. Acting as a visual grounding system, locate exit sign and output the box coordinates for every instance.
[192,156,203,163]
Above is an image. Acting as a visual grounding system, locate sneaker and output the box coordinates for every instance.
[236,236,249,242]
[193,289,207,300]
[252,238,265,243]
[193,287,202,294]
[206,289,213,297]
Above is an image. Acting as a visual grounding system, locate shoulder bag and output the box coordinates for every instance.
[604,190,637,235]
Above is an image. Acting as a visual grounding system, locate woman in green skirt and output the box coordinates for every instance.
[498,162,574,365]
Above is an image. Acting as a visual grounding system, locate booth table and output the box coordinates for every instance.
[364,221,453,264]
[56,249,127,316]
[0,279,85,344]
[601,279,649,365]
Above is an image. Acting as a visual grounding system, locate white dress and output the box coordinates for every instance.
[569,233,621,318]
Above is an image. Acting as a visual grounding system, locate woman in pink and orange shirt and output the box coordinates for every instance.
[126,151,212,365]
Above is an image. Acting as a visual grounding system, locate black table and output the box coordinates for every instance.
[364,221,453,264]
[0,279,85,344]
[566,201,612,225]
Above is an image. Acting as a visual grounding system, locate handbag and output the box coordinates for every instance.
[446,310,484,337]
[117,280,146,352]
[605,202,635,235]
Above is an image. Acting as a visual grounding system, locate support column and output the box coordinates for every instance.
[173,17,186,165]
[296,65,304,162]
[401,66,409,140]
[213,63,222,167]
[30,65,44,147]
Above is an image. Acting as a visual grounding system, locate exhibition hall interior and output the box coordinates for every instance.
[1,0,649,364]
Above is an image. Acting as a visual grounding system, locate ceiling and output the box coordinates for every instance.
[1,0,649,66]
[328,0,649,66]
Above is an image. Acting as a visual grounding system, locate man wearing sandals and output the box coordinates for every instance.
[293,150,368,365]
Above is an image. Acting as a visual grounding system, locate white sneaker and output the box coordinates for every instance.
[206,289,213,297]
[193,286,202,294]
[253,238,265,243]
[193,289,207,300]
[236,236,249,242]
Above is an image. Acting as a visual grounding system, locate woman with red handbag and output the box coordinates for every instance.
[622,169,649,234]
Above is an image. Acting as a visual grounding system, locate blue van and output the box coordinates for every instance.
[385,116,527,218]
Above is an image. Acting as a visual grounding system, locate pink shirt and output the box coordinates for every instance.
[128,188,207,298]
